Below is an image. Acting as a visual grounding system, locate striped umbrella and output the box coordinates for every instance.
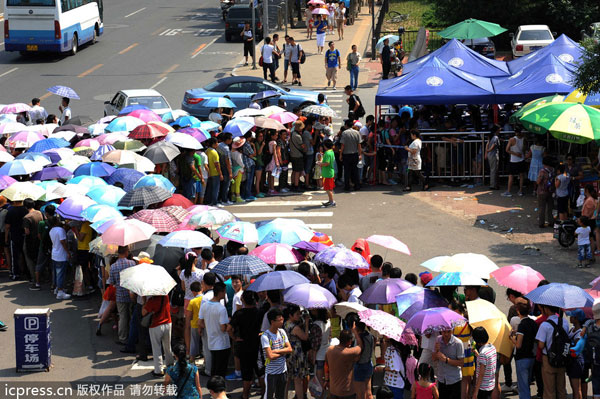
[128,209,182,232]
[91,144,116,161]
[118,186,173,208]
[47,85,80,99]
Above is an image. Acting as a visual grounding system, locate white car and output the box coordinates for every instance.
[104,89,172,117]
[510,25,555,58]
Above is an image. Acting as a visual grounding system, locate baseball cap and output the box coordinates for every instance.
[566,309,587,323]
[353,121,363,128]
[419,271,433,285]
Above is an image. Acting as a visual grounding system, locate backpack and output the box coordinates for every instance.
[546,317,570,368]
[350,95,366,118]
[584,322,600,366]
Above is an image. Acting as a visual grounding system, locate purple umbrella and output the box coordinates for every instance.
[32,166,73,181]
[405,307,467,334]
[359,278,414,304]
[0,175,17,189]
[56,194,97,221]
[104,168,145,192]
[247,270,310,292]
[284,283,337,309]
[395,286,449,320]
[292,241,330,253]
[314,244,370,269]
[178,127,211,143]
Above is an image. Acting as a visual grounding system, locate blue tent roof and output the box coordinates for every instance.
[493,53,576,103]
[402,39,510,77]
[507,34,583,74]
[376,56,495,105]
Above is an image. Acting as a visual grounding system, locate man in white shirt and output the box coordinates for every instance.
[29,98,48,124]
[59,97,71,125]
[199,282,231,377]
[535,304,569,399]
[261,36,278,83]
[288,37,303,86]
[49,218,71,300]
[338,273,362,304]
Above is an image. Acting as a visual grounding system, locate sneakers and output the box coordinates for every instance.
[281,188,290,193]
[321,201,336,207]
[225,200,234,205]
[517,191,524,197]
[501,191,512,197]
[245,196,257,202]
[225,371,242,381]
[256,193,266,198]
[29,284,41,291]
[500,384,517,392]
[388,179,398,185]
[53,287,58,295]
[332,86,336,90]
[267,190,279,196]
[235,197,245,203]
[57,291,71,300]
[327,81,331,87]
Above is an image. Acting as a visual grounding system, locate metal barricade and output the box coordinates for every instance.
[420,132,486,181]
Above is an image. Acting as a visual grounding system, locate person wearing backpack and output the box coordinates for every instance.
[535,304,570,399]
[536,156,555,229]
[574,300,600,399]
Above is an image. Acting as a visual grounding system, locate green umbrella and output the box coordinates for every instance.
[438,18,507,39]
[519,102,600,144]
[509,95,565,124]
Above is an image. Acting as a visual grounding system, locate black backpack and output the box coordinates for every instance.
[546,317,570,368]
[584,323,600,366]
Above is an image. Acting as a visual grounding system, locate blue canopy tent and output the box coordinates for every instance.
[493,53,576,103]
[507,34,583,74]
[402,39,510,78]
[375,56,496,105]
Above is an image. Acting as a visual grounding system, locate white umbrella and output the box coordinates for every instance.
[233,108,265,118]
[334,301,368,318]
[158,230,214,249]
[164,132,202,150]
[50,131,77,142]
[120,264,177,296]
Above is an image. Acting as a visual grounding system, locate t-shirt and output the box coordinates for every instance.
[408,139,422,170]
[187,295,203,329]
[232,290,243,315]
[50,226,68,262]
[206,148,220,177]
[384,346,405,389]
[198,299,230,351]
[435,335,464,384]
[261,328,289,374]
[476,343,497,391]
[347,287,363,304]
[179,269,206,300]
[60,106,72,125]
[487,135,499,158]
[321,149,335,179]
[289,131,304,158]
[144,295,171,328]
[76,222,92,251]
[515,317,538,360]
[535,314,569,355]
[556,174,570,197]
[315,319,331,361]
[381,45,391,64]
[217,142,231,169]
[325,49,340,68]
[576,226,591,245]
[230,307,261,350]
[316,20,327,34]
[340,129,361,154]
[302,130,314,155]
[5,205,27,236]
[194,152,208,180]
[262,44,275,64]
[290,44,303,63]
[23,210,42,250]
[326,345,361,396]
[283,43,293,60]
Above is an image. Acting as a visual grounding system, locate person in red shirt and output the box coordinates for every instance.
[143,295,174,377]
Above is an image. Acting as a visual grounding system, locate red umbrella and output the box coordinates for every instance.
[311,232,333,246]
[129,123,170,140]
[162,194,194,209]
[128,209,181,232]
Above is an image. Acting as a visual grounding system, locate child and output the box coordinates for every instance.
[576,217,593,268]
[314,144,324,189]
[411,363,438,399]
[319,139,336,207]
[382,339,407,399]
[231,138,246,203]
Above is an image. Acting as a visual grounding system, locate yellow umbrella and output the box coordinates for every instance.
[564,88,600,108]
[466,299,514,358]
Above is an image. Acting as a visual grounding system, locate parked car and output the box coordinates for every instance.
[581,22,600,44]
[462,37,496,59]
[104,89,171,117]
[225,5,263,42]
[510,25,555,58]
[181,76,320,118]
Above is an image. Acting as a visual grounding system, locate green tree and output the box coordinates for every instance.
[572,39,600,95]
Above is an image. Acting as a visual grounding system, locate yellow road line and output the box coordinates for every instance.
[78,63,103,78]
[118,43,138,55]
[151,26,166,36]
[190,43,206,57]
[39,92,53,101]
[158,64,179,79]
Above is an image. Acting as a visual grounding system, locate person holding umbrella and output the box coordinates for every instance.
[143,292,174,377]
[314,14,328,55]
[379,38,392,80]
[58,97,71,125]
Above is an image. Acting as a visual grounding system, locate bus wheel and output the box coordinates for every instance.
[70,33,78,55]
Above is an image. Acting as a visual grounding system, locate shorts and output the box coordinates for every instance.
[291,157,304,172]
[323,177,335,191]
[76,250,90,267]
[566,356,586,379]
[326,67,338,81]
[195,180,205,197]
[255,164,264,171]
[243,41,254,57]
[239,346,260,382]
[336,19,344,27]
[508,161,527,175]
[316,360,326,370]
[284,59,290,73]
[557,196,569,213]
[190,326,201,357]
[353,362,373,382]
[291,62,301,78]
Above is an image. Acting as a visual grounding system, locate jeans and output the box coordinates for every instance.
[342,152,360,191]
[263,62,275,81]
[219,168,231,203]
[243,164,255,199]
[579,244,592,261]
[53,260,68,289]
[181,177,196,201]
[125,303,141,352]
[350,65,359,90]
[205,175,220,205]
[516,357,535,399]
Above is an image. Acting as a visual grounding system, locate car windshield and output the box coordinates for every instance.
[128,96,168,109]
[519,30,553,41]
[228,9,250,18]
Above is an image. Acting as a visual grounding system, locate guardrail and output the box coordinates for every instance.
[378,29,443,54]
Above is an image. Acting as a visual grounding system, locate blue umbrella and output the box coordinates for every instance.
[16,152,52,166]
[68,175,108,189]
[104,168,145,192]
[172,115,201,128]
[0,159,43,176]
[251,90,281,102]
[86,185,127,207]
[203,97,236,109]
[212,255,272,276]
[425,272,488,287]
[32,166,73,181]
[223,118,254,137]
[118,105,151,116]
[257,218,314,245]
[81,204,123,223]
[247,270,309,291]
[395,286,449,320]
[525,283,594,309]
[47,85,80,100]
[91,144,116,161]
[133,174,176,194]
[200,120,221,131]
[106,116,145,133]
[28,138,70,153]
[161,110,189,124]
[73,162,116,177]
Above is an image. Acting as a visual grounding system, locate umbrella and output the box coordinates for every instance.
[98,115,116,124]
[395,286,449,320]
[565,89,600,108]
[426,272,488,287]
[127,109,161,123]
[133,174,176,194]
[86,185,127,208]
[143,141,181,164]
[269,111,298,125]
[88,123,108,136]
[490,264,545,296]
[69,115,94,126]
[203,97,236,109]
[128,209,182,232]
[0,175,17,189]
[73,162,116,177]
[257,218,314,245]
[314,245,370,269]
[251,91,281,102]
[0,122,27,134]
[16,152,52,166]
[308,0,325,4]
[376,35,400,51]
[525,282,594,309]
[89,236,119,257]
[358,309,416,345]
[261,106,287,117]
[102,149,151,168]
[366,234,411,256]
[31,166,73,181]
[0,151,12,163]
[233,108,264,118]
[157,205,189,222]
[0,159,43,176]
[302,104,338,118]
[334,301,368,318]
[58,155,91,172]
[129,122,171,140]
[312,8,329,15]
[81,204,123,223]
[187,208,236,226]
[162,109,189,124]
[47,85,80,99]
[101,219,156,246]
[54,124,88,134]
[178,127,211,143]
[253,116,286,130]
[113,139,147,152]
[405,307,467,334]
[1,181,44,201]
[104,168,145,192]
[172,115,202,128]
[212,255,272,276]
[224,118,254,137]
[46,183,88,200]
[91,144,116,161]
[56,194,97,220]
[7,131,44,148]
[75,146,97,157]
[1,103,32,114]
[438,18,507,39]
[284,283,337,308]
[519,102,600,144]
[97,132,129,145]
[359,278,414,304]
[158,230,214,248]
[292,240,330,253]
[250,243,302,264]
[466,299,514,357]
[28,137,70,153]
[119,105,150,115]
[311,232,333,246]
[120,263,177,296]
[164,132,202,150]
[50,131,77,142]
[200,120,221,131]
[68,175,108,189]
[509,94,565,123]
[217,221,259,244]
[247,270,309,291]
[421,253,498,279]
[118,186,172,208]
[105,116,145,133]
[162,193,194,209]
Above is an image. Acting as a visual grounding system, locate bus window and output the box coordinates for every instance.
[7,0,55,5]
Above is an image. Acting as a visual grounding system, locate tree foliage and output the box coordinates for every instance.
[572,39,600,95]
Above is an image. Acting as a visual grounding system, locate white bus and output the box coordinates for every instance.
[3,0,103,55]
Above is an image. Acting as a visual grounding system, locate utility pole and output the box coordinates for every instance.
[252,0,257,69]
[263,0,270,39]
[370,0,376,60]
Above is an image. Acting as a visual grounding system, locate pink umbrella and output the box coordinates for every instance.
[312,7,329,15]
[101,219,156,246]
[0,103,32,114]
[128,109,162,123]
[7,131,45,148]
[490,264,545,295]
[74,139,101,150]
[269,111,298,124]
[96,133,129,145]
[0,122,27,135]
[308,0,325,4]
[250,243,302,265]
[366,234,411,256]
[97,115,116,124]
[358,309,417,345]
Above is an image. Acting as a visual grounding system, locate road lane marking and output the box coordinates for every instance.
[39,92,52,100]
[158,64,179,79]
[190,43,206,57]
[78,63,103,78]
[231,200,324,207]
[232,212,333,218]
[0,67,18,78]
[118,43,138,54]
[151,26,166,36]
[150,77,167,89]
[124,7,146,18]
[306,223,333,230]
[191,37,218,59]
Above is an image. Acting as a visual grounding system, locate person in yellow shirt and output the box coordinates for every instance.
[72,221,94,292]
[204,138,222,206]
[186,281,203,362]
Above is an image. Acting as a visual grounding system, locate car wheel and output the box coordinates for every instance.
[70,33,78,56]
[225,33,232,42]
